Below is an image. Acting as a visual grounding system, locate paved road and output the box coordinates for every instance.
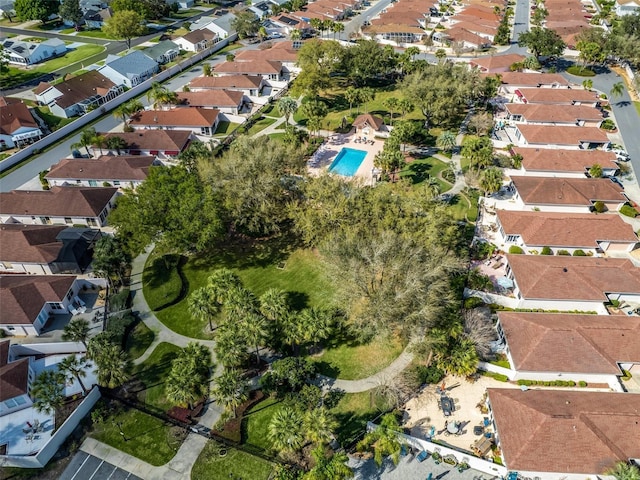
[506,0,530,54]
[343,0,394,38]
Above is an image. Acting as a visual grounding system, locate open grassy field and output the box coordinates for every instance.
[191,441,274,480]
[132,342,183,411]
[246,116,277,135]
[399,156,452,192]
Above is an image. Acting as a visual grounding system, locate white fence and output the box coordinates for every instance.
[9,342,86,361]
[464,288,520,309]
[478,361,514,379]
[366,422,508,477]
[1,387,101,468]
[0,35,237,173]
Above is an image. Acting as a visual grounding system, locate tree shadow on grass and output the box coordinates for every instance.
[399,161,434,184]
[314,361,341,378]
[131,350,176,394]
[143,254,189,311]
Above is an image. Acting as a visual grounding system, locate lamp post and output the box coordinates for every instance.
[114,421,128,442]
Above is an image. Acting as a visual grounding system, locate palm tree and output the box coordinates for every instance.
[356,413,404,467]
[188,287,218,332]
[62,318,90,347]
[582,79,593,91]
[278,96,298,130]
[436,337,479,377]
[405,46,419,61]
[215,325,249,368]
[147,82,178,109]
[207,268,243,306]
[105,136,127,155]
[211,368,249,417]
[435,48,447,64]
[166,343,211,409]
[383,97,399,126]
[290,29,302,41]
[94,344,130,388]
[268,406,305,454]
[244,311,268,364]
[59,355,91,395]
[71,127,97,156]
[425,177,441,199]
[397,98,413,118]
[202,63,212,77]
[610,81,626,99]
[309,18,322,35]
[113,99,143,125]
[303,408,337,445]
[480,167,504,194]
[344,86,360,116]
[30,370,65,415]
[258,26,268,42]
[436,130,457,153]
[93,133,106,156]
[299,308,333,348]
[307,116,322,138]
[358,87,375,114]
[304,447,354,480]
[332,22,344,40]
[607,462,640,480]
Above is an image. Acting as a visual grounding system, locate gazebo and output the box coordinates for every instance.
[352,114,386,136]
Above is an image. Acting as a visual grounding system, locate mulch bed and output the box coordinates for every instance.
[213,390,266,443]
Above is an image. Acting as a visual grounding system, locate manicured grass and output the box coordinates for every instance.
[446,191,479,223]
[171,8,203,18]
[142,253,183,311]
[247,116,277,135]
[243,397,281,450]
[76,30,116,39]
[132,342,184,411]
[311,333,405,380]
[331,391,390,444]
[125,321,156,360]
[147,245,335,339]
[0,153,10,161]
[214,121,241,135]
[191,441,274,480]
[399,156,452,192]
[215,43,243,56]
[41,44,105,72]
[566,66,596,77]
[91,408,183,465]
[36,106,75,131]
[262,104,282,117]
[635,102,640,117]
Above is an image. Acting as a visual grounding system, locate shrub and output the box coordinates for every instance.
[464,297,485,309]
[572,249,586,256]
[482,371,509,382]
[415,365,445,385]
[567,66,595,76]
[593,201,606,213]
[541,246,552,255]
[557,250,570,256]
[102,182,112,187]
[610,299,620,307]
[620,204,639,217]
[600,119,616,131]
[579,381,587,387]
[509,245,524,254]
[621,369,632,381]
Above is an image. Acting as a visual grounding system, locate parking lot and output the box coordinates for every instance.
[59,451,143,480]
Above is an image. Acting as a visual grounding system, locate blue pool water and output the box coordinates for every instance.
[328,148,367,177]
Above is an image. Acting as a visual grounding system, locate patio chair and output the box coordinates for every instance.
[416,450,429,462]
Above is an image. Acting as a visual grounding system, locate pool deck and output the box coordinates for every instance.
[308,132,384,182]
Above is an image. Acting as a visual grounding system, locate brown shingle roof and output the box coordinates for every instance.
[177,90,244,108]
[46,155,154,182]
[189,75,263,90]
[516,88,600,104]
[180,29,216,44]
[513,147,618,173]
[471,54,526,71]
[0,187,117,218]
[100,130,192,152]
[507,255,640,300]
[0,353,29,402]
[516,124,610,145]
[511,176,625,206]
[235,46,298,63]
[0,101,38,136]
[497,210,637,248]
[498,312,640,374]
[42,71,117,109]
[0,275,76,326]
[213,59,283,75]
[506,103,603,123]
[489,71,571,86]
[129,108,219,128]
[0,224,67,264]
[353,114,384,131]
[488,389,640,474]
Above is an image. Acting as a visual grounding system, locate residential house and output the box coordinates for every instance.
[177,90,246,114]
[188,74,264,96]
[129,108,219,136]
[1,276,86,336]
[503,255,640,314]
[166,0,195,9]
[511,147,619,177]
[0,224,101,275]
[513,124,610,149]
[268,14,312,36]
[98,51,159,88]
[0,38,65,65]
[213,59,284,81]
[248,1,272,18]
[510,176,627,212]
[142,40,181,65]
[470,54,526,73]
[364,23,428,44]
[99,130,193,158]
[495,312,640,390]
[83,7,113,29]
[173,29,217,52]
[512,87,600,106]
[0,187,119,228]
[436,27,493,50]
[199,12,238,39]
[495,210,638,254]
[487,389,640,479]
[46,155,157,189]
[0,98,43,148]
[0,0,15,19]
[352,114,387,136]
[189,15,217,30]
[34,71,124,119]
[503,104,603,127]
[233,42,301,75]
[615,0,640,15]
[487,72,571,94]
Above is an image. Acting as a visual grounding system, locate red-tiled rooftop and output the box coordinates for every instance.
[189,75,263,89]
[505,103,603,123]
[516,124,610,146]
[513,147,618,173]
[0,187,117,217]
[511,176,625,206]
[46,155,154,181]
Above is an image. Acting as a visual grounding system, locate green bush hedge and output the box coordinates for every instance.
[593,201,606,213]
[541,246,552,255]
[573,249,586,256]
[464,297,485,309]
[579,381,588,387]
[567,66,595,76]
[517,379,577,387]
[557,250,570,255]
[482,371,509,382]
[620,204,639,217]
[509,245,524,254]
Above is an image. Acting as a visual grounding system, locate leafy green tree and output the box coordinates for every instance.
[589,163,603,178]
[111,0,147,16]
[260,357,316,396]
[357,87,375,114]
[62,318,90,347]
[166,342,211,408]
[30,370,65,415]
[344,86,360,116]
[292,40,344,97]
[15,0,59,22]
[92,235,131,287]
[607,462,640,480]
[374,142,404,175]
[212,368,249,417]
[461,135,493,171]
[517,27,566,58]
[356,413,404,466]
[59,355,91,394]
[103,10,145,50]
[59,0,82,27]
[344,40,397,86]
[582,79,593,90]
[268,406,305,454]
[479,167,503,194]
[0,45,9,76]
[188,287,218,332]
[304,448,353,480]
[142,0,169,20]
[231,10,260,38]
[109,165,224,257]
[435,48,447,63]
[530,6,548,26]
[278,96,298,129]
[436,130,457,153]
[424,177,441,199]
[382,97,399,125]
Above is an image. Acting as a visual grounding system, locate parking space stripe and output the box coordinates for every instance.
[69,454,92,480]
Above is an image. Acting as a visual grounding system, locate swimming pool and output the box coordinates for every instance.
[328,148,367,177]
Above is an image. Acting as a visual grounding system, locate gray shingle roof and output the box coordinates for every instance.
[105,50,158,79]
[143,40,180,60]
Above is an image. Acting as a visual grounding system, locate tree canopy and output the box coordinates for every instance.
[517,27,566,58]
[59,0,82,26]
[231,11,260,39]
[15,0,58,22]
[103,10,146,49]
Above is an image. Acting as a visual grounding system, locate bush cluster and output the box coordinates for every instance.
[620,204,639,217]
[508,245,524,254]
[517,379,577,387]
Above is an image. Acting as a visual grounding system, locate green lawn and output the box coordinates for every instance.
[635,101,640,117]
[247,116,277,135]
[446,191,479,223]
[214,121,241,135]
[146,245,335,339]
[262,104,283,117]
[36,106,75,131]
[243,397,281,450]
[170,8,203,18]
[399,156,452,192]
[132,342,183,411]
[142,253,183,311]
[191,441,274,480]
[268,132,286,141]
[125,321,156,360]
[311,333,405,380]
[91,408,183,465]
[76,30,116,39]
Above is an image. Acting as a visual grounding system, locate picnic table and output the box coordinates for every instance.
[440,396,454,416]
